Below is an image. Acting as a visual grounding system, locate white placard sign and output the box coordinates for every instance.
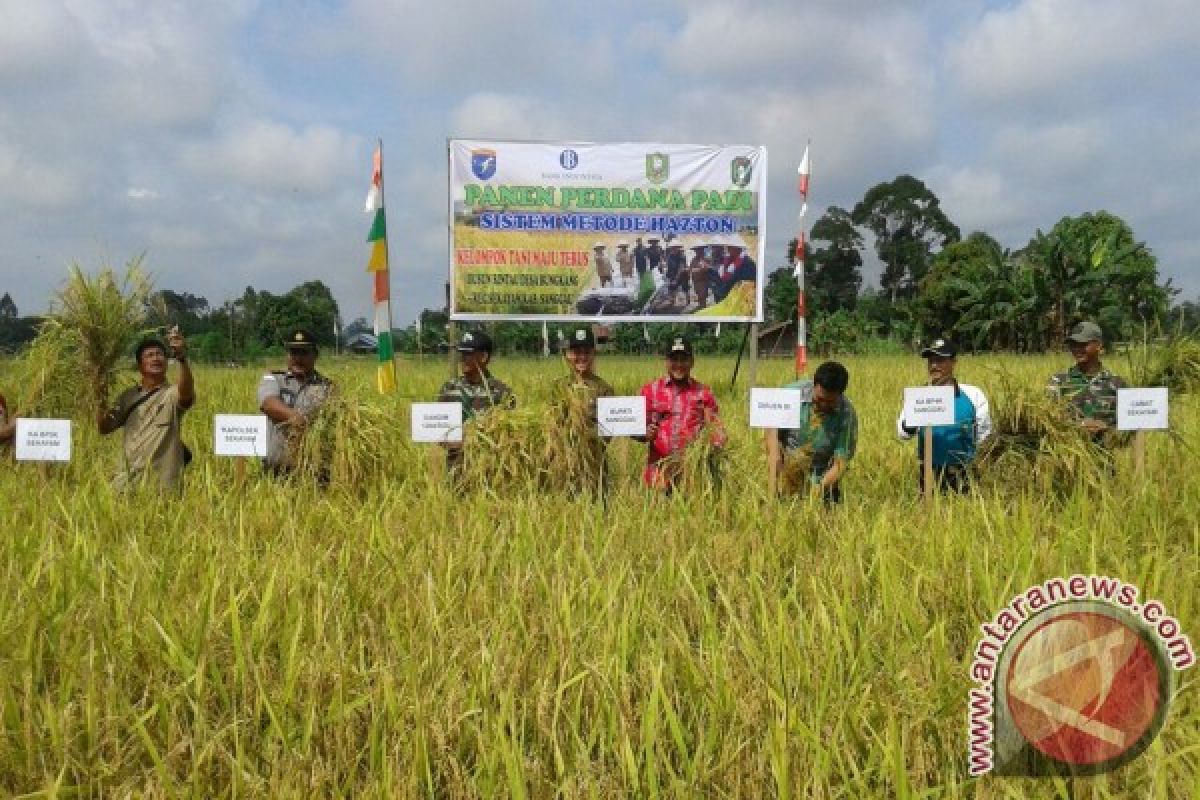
[597,396,647,437]
[15,418,72,462]
[1117,388,1169,431]
[411,402,463,443]
[214,414,269,457]
[749,387,808,429]
[902,385,956,427]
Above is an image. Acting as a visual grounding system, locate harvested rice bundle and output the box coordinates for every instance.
[778,446,815,496]
[51,259,153,414]
[457,406,548,492]
[292,391,395,490]
[13,320,86,418]
[975,376,1111,494]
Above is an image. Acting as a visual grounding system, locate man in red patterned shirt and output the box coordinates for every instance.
[637,337,726,491]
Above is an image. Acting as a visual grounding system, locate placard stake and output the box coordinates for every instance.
[923,426,934,503]
[1134,429,1146,477]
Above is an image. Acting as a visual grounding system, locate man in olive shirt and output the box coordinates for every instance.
[766,361,857,503]
[97,327,195,490]
[1046,321,1127,441]
[257,328,334,480]
[437,330,515,473]
[551,327,614,494]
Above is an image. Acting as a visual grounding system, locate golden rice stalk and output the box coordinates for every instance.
[1127,336,1200,393]
[292,391,395,491]
[51,257,153,413]
[778,446,815,496]
[13,319,86,418]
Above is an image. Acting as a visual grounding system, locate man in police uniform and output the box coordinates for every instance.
[551,327,615,494]
[437,330,515,471]
[97,326,195,490]
[1046,321,1128,440]
[257,328,334,480]
[896,338,992,493]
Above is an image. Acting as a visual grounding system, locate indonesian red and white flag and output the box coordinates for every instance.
[364,147,383,212]
[793,230,806,279]
[797,145,810,198]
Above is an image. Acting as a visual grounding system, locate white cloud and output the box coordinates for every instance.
[947,0,1200,107]
[181,121,362,194]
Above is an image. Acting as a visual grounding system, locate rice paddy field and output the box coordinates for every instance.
[1,352,1197,798]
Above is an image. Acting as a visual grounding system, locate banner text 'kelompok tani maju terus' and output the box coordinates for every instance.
[448,140,767,323]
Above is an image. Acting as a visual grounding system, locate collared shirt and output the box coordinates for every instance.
[257,369,334,469]
[107,383,189,489]
[437,371,515,422]
[1046,364,1127,427]
[639,376,724,485]
[778,380,857,481]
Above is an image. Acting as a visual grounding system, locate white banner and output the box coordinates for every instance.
[449,139,767,322]
[15,418,71,462]
[597,396,647,437]
[902,386,957,427]
[749,388,809,429]
[411,402,464,443]
[214,414,269,457]
[1117,388,1169,431]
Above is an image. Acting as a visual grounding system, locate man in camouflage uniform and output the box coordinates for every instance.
[257,328,334,481]
[550,327,614,495]
[437,330,515,472]
[1046,321,1127,441]
[98,327,196,490]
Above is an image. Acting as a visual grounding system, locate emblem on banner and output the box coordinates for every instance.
[731,156,752,187]
[645,152,669,184]
[559,149,579,170]
[471,149,497,181]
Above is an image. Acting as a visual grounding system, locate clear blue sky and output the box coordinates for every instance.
[1,0,1196,326]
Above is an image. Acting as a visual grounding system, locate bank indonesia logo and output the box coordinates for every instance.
[731,156,753,187]
[646,152,669,184]
[559,149,579,170]
[471,149,497,181]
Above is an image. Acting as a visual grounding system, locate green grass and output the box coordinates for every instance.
[0,354,1196,797]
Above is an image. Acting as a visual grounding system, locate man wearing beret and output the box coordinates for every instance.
[437,330,516,472]
[551,327,615,494]
[896,338,992,493]
[257,328,334,480]
[1046,321,1127,440]
[97,326,195,490]
[637,337,725,491]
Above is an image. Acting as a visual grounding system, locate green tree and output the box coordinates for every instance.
[1023,211,1170,342]
[807,206,863,312]
[0,292,17,318]
[851,175,960,303]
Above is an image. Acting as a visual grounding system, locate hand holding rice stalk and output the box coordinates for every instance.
[51,257,154,413]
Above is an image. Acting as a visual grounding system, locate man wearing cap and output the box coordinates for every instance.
[766,361,857,503]
[646,237,664,275]
[1046,321,1128,439]
[257,328,334,480]
[896,338,992,493]
[437,330,516,472]
[592,243,613,288]
[551,327,615,494]
[615,242,635,288]
[97,326,195,490]
[637,337,725,491]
